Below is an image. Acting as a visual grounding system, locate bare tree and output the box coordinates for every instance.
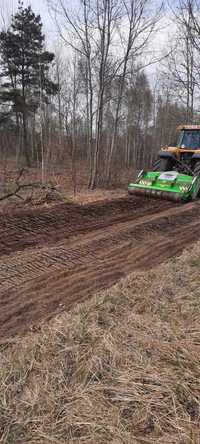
[48,0,95,181]
[105,0,162,182]
[89,0,120,188]
[163,0,199,122]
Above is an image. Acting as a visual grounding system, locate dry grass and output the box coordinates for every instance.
[1,244,200,443]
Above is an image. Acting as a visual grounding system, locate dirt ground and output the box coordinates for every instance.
[1,192,200,342]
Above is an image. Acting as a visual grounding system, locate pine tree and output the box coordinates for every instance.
[0,1,58,165]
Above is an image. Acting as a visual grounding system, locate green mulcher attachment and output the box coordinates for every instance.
[128,170,200,202]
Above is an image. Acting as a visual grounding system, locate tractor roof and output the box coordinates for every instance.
[177,125,200,131]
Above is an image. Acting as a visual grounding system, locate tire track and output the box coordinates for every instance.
[0,197,175,256]
[0,198,200,341]
[0,201,193,292]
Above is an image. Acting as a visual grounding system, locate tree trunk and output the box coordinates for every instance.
[89,100,103,189]
[22,111,30,166]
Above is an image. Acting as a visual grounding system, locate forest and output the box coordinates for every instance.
[0,0,199,189]
[1,3,200,442]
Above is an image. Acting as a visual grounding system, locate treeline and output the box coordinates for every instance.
[0,0,199,187]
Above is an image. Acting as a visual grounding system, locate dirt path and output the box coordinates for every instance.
[0,197,174,255]
[1,196,200,341]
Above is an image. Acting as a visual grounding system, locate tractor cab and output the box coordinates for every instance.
[177,126,200,150]
[155,125,200,174]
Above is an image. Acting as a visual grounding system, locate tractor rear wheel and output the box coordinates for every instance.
[153,157,173,172]
[194,161,200,177]
[193,162,200,197]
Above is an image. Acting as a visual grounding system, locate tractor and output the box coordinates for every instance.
[128,125,200,202]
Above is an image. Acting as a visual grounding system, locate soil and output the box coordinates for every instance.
[1,195,200,341]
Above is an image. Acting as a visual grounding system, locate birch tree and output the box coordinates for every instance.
[105,0,162,182]
[163,0,198,122]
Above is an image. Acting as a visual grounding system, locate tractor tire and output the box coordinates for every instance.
[153,157,173,172]
[193,162,200,197]
[194,161,200,177]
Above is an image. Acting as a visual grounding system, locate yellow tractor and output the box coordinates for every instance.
[153,125,200,176]
[128,125,200,202]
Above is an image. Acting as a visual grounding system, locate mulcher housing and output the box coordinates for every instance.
[128,171,200,202]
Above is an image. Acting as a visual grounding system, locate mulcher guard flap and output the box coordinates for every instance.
[128,170,200,202]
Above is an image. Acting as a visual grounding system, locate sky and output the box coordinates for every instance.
[4,0,173,40]
[1,0,57,39]
[1,0,175,83]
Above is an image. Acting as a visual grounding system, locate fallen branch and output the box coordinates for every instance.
[0,169,61,202]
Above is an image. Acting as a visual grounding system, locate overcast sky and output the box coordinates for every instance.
[1,0,56,40]
[1,0,173,82]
